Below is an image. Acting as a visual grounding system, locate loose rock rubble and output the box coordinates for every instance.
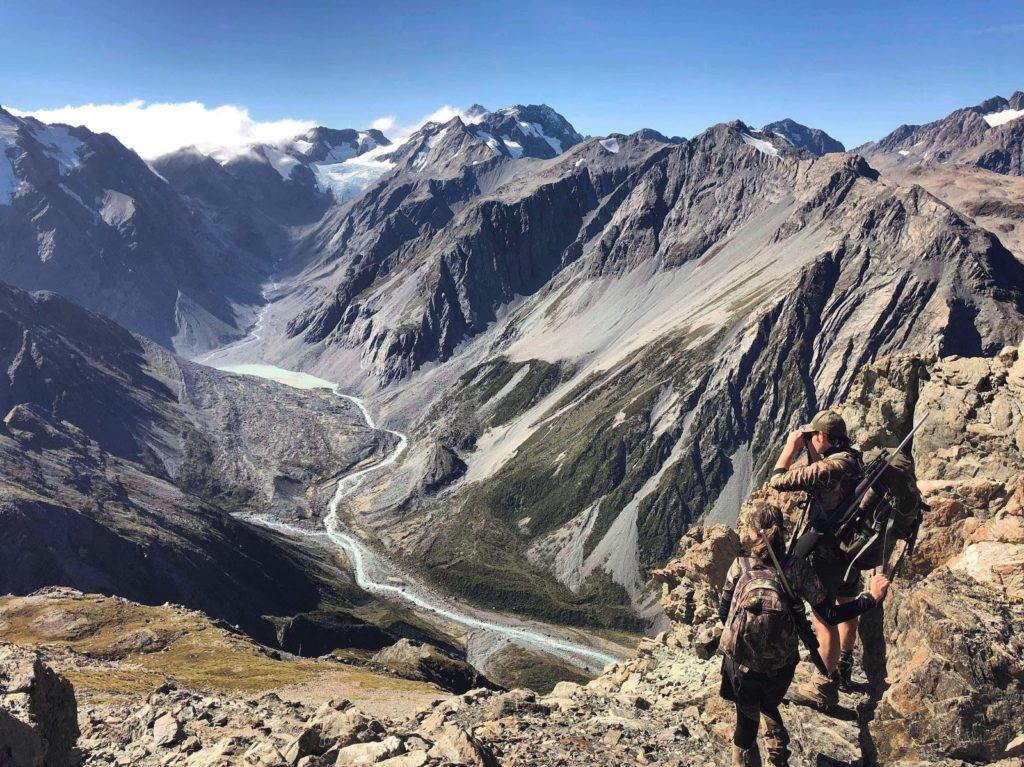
[76,685,499,767]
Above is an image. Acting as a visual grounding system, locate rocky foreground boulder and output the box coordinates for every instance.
[0,644,79,767]
[371,640,491,695]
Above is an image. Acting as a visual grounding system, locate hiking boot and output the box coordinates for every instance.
[837,650,870,693]
[763,726,790,767]
[732,745,762,767]
[837,650,854,691]
[787,671,840,712]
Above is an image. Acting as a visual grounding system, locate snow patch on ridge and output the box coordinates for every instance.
[600,137,620,153]
[1,112,85,204]
[261,146,301,179]
[982,108,1024,127]
[517,120,564,154]
[313,142,396,202]
[501,136,524,159]
[100,190,136,228]
[741,133,780,157]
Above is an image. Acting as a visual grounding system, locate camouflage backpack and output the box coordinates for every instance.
[838,448,927,571]
[719,557,799,673]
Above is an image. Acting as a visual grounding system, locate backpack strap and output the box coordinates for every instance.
[889,512,923,581]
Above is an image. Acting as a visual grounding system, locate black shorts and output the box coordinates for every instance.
[811,537,861,600]
[720,656,797,710]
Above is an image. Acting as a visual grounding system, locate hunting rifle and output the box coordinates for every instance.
[757,528,830,677]
[791,414,929,562]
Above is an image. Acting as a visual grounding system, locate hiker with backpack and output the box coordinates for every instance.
[719,502,890,767]
[765,410,865,710]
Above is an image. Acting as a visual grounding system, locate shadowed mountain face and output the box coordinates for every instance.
[0,282,425,652]
[0,107,273,355]
[858,91,1024,175]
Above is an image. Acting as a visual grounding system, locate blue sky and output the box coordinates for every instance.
[3,0,1022,152]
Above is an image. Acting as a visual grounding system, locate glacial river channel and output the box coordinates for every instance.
[211,362,626,674]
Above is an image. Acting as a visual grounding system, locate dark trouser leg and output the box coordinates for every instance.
[760,704,790,767]
[733,702,763,766]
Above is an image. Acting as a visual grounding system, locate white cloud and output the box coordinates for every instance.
[372,105,484,143]
[8,100,315,160]
[9,100,492,160]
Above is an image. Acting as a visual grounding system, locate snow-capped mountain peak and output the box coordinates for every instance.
[1,107,87,205]
[383,104,585,174]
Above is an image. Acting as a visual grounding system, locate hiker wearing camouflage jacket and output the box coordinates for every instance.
[767,410,863,709]
[719,502,889,767]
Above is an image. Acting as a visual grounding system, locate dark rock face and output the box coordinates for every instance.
[0,107,270,355]
[762,118,845,155]
[0,645,79,767]
[419,442,468,494]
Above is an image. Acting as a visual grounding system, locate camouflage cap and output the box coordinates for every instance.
[799,409,848,439]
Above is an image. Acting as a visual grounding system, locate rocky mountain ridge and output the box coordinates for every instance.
[858,90,1024,176]
[7,89,1024,670]
[762,118,845,155]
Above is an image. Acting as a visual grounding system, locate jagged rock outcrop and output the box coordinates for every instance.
[651,526,739,657]
[0,645,78,767]
[417,443,468,494]
[871,568,1024,764]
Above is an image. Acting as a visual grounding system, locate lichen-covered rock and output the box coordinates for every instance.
[871,568,1024,764]
[914,346,1024,486]
[652,525,739,631]
[843,353,932,449]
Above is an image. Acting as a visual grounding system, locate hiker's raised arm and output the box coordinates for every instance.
[769,455,849,492]
[773,429,805,472]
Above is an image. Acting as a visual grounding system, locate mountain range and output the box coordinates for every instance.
[2,90,1024,650]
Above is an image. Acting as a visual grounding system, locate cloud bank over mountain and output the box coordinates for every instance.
[8,100,314,159]
[9,100,485,159]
